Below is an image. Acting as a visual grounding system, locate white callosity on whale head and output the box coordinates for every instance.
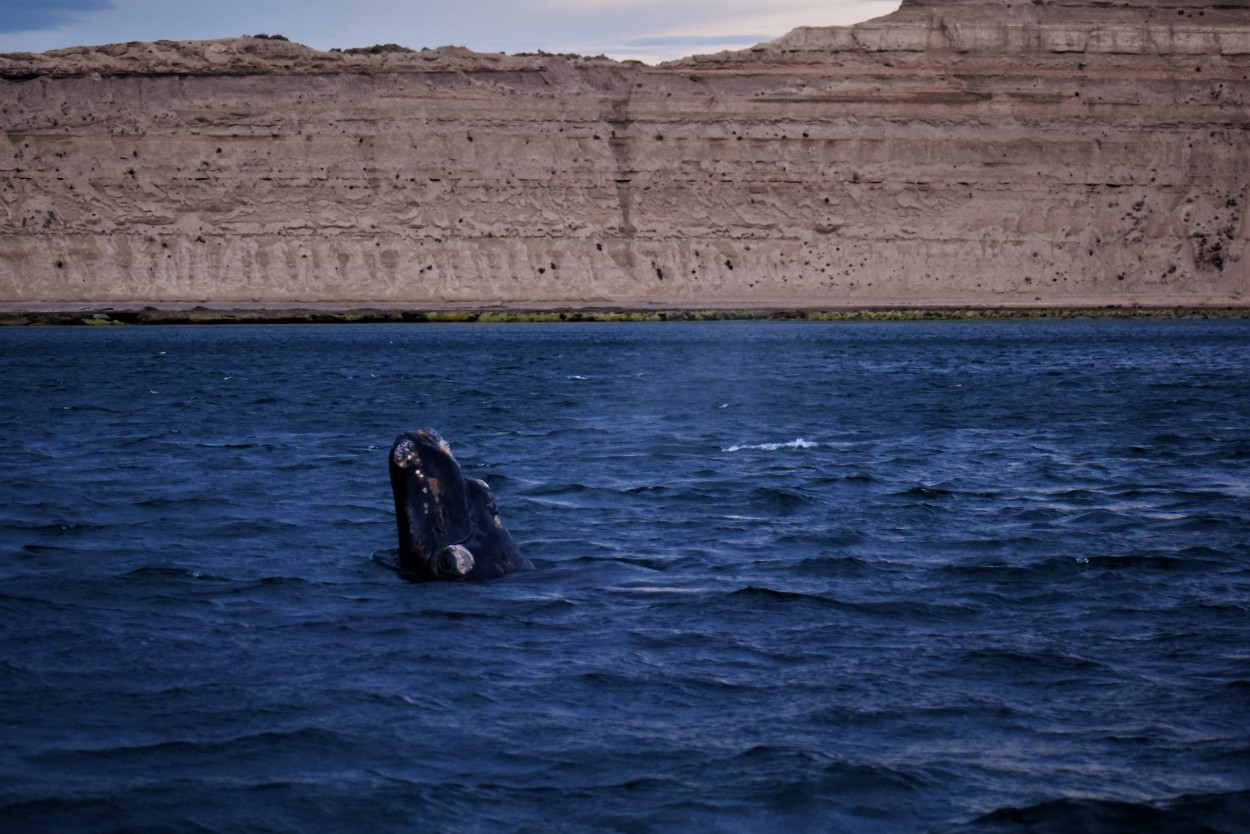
[391,437,419,469]
[439,544,475,577]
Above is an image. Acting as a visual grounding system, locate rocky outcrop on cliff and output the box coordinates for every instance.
[1,0,1247,309]
[0,36,557,78]
[754,0,1250,58]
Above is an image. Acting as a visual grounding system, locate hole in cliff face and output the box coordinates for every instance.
[1191,232,1226,271]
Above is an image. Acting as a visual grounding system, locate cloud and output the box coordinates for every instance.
[547,0,901,61]
[620,34,773,48]
[0,0,115,34]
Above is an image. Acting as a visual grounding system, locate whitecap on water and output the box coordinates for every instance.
[722,438,818,453]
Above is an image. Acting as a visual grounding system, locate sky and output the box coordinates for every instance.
[0,0,902,63]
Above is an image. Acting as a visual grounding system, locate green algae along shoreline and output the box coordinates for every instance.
[3,306,1249,326]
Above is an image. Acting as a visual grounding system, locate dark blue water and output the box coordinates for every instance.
[2,320,1248,833]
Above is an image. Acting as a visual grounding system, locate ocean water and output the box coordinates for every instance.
[1,319,1248,834]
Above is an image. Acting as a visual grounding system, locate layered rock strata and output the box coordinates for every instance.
[1,0,1247,309]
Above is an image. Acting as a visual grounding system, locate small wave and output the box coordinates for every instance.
[1080,553,1192,571]
[56,403,123,414]
[1066,552,1220,574]
[370,548,403,574]
[726,585,841,608]
[122,565,229,582]
[19,543,73,554]
[190,440,262,450]
[746,484,815,510]
[961,647,1105,676]
[623,484,672,495]
[607,555,677,571]
[723,587,981,622]
[723,438,818,453]
[899,483,956,498]
[31,726,354,766]
[519,481,595,497]
[724,745,929,797]
[13,519,108,536]
[790,554,873,578]
[967,789,1250,834]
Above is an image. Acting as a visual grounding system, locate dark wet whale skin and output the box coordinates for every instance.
[388,429,533,581]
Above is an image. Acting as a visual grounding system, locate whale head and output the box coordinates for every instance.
[388,429,531,582]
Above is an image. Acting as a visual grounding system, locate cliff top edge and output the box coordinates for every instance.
[2,0,1248,77]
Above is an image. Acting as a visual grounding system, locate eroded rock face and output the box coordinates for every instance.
[1,0,1246,308]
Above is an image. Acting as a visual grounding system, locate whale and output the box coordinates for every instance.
[388,429,533,581]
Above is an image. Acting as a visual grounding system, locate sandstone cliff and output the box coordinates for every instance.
[1,0,1247,309]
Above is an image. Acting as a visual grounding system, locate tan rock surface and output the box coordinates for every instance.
[1,0,1247,309]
